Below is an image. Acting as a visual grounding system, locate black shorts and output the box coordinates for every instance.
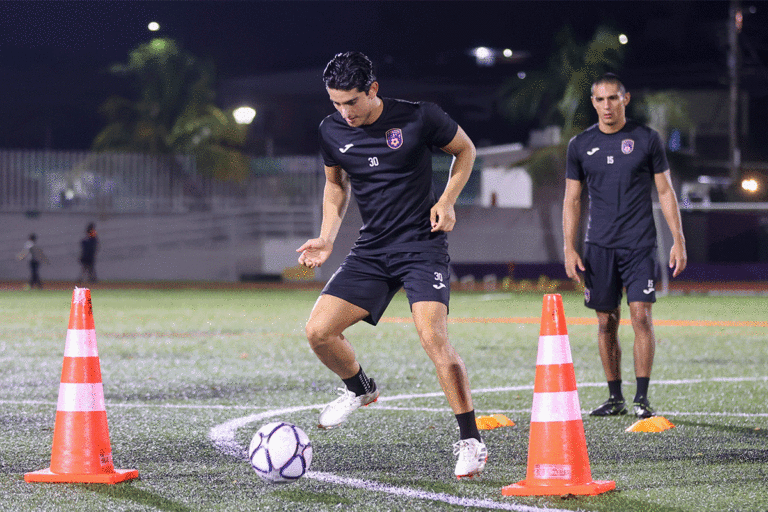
[321,251,451,326]
[582,244,660,311]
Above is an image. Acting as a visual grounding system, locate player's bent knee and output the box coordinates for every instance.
[305,321,332,350]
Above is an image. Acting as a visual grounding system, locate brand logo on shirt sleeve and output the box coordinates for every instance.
[386,128,403,149]
[339,143,354,153]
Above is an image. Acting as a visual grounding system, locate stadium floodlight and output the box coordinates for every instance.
[148,21,160,32]
[619,34,629,45]
[233,106,257,125]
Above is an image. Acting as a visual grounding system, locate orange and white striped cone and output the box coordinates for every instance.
[25,288,138,484]
[502,294,614,496]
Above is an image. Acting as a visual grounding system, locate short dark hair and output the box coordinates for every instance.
[591,73,626,96]
[323,51,377,93]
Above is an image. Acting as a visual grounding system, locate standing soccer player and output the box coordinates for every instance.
[297,51,487,478]
[563,73,687,419]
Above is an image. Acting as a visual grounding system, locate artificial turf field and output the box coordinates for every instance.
[0,287,766,512]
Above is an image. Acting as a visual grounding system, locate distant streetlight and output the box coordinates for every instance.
[471,46,530,66]
[148,21,160,32]
[472,46,495,67]
[618,34,628,45]
[742,178,759,193]
[233,106,256,125]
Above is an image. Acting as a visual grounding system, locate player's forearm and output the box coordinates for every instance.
[562,198,582,252]
[319,181,349,244]
[440,148,475,205]
[658,188,686,245]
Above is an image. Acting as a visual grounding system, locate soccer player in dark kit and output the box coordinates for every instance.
[297,51,487,478]
[563,73,687,419]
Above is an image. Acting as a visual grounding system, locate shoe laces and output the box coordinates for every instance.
[453,439,477,457]
[331,387,357,404]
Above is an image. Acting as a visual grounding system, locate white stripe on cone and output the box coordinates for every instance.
[531,390,583,422]
[536,335,572,365]
[73,287,88,304]
[64,330,99,358]
[57,383,106,412]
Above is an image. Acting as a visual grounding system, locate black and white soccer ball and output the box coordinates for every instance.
[248,421,313,483]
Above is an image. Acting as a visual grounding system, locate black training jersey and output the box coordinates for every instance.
[319,97,458,254]
[566,120,669,249]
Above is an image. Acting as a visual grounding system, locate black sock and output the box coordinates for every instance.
[456,410,481,442]
[608,380,623,401]
[634,377,650,401]
[342,366,375,397]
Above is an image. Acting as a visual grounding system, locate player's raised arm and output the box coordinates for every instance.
[432,126,476,232]
[297,165,350,268]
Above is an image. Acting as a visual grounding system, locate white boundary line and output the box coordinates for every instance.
[207,403,568,512]
[206,376,768,512]
[306,471,563,512]
[3,375,767,412]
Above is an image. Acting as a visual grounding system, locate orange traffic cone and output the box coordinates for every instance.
[502,294,614,496]
[25,288,139,484]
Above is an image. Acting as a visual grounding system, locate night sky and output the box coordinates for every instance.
[0,1,763,151]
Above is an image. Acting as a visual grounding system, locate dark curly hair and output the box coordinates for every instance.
[323,51,377,93]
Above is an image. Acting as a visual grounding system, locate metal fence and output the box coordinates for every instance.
[0,150,324,214]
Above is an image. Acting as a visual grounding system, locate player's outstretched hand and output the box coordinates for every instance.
[297,237,333,269]
[564,248,585,285]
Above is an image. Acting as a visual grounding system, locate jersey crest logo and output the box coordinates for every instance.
[621,139,635,154]
[386,128,403,149]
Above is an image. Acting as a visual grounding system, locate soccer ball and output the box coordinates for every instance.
[248,421,313,483]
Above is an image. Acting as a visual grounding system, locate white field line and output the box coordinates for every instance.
[207,404,569,512]
[306,471,568,512]
[0,399,274,410]
[3,375,767,412]
[206,376,768,512]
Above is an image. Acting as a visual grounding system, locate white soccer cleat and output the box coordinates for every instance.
[318,386,379,430]
[453,438,488,479]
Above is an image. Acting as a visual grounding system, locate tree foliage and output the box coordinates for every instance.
[498,25,626,187]
[500,25,625,139]
[93,38,248,181]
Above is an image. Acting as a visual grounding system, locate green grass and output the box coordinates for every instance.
[1,288,766,511]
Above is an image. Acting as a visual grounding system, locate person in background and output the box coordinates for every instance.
[562,73,687,419]
[78,222,99,285]
[18,233,49,289]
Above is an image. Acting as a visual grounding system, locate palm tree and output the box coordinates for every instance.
[498,25,625,190]
[93,38,248,182]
